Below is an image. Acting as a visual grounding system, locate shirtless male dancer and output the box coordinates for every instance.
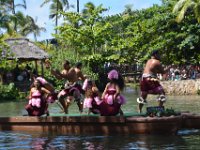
[137,50,169,113]
[46,60,85,113]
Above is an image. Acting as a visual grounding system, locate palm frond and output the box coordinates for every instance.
[15,4,26,10]
[194,2,200,22]
[40,0,51,7]
[173,0,187,13]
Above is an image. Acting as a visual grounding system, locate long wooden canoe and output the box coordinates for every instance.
[1,113,194,135]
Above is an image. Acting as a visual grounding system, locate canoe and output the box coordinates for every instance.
[181,112,200,129]
[0,113,186,135]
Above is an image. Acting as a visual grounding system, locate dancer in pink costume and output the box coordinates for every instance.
[25,79,51,116]
[101,69,126,116]
[82,79,102,114]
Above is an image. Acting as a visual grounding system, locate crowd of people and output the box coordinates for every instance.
[159,65,200,81]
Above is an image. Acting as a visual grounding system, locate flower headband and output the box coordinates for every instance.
[108,69,119,80]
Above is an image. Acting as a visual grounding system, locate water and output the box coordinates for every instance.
[0,131,200,149]
[0,87,200,149]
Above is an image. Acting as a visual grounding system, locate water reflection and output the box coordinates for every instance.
[0,87,200,149]
[1,131,200,150]
[178,129,200,136]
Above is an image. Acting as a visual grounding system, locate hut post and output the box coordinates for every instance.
[41,60,44,77]
[35,60,38,74]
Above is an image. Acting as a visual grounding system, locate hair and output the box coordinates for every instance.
[76,62,82,68]
[64,60,70,65]
[109,74,125,91]
[31,79,42,89]
[85,80,95,98]
[151,50,159,56]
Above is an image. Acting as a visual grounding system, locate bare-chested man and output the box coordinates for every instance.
[46,60,85,114]
[137,50,168,113]
[75,62,85,82]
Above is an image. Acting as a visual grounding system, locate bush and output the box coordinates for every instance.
[0,83,20,101]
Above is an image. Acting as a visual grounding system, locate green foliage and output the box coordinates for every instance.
[55,3,112,60]
[3,1,200,69]
[2,1,200,92]
[0,83,20,101]
[0,35,10,68]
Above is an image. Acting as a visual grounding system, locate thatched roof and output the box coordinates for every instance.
[3,38,49,61]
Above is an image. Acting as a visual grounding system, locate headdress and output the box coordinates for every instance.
[108,69,119,80]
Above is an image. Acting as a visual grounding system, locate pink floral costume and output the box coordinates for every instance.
[82,79,102,113]
[103,84,126,105]
[29,90,42,108]
[36,77,57,103]
[83,93,102,109]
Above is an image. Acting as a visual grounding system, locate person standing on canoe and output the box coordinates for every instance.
[46,60,85,114]
[137,50,169,113]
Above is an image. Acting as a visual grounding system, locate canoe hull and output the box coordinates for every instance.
[0,115,183,135]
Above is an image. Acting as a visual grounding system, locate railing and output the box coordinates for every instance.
[122,71,142,82]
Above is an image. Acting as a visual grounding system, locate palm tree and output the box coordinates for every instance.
[41,0,69,34]
[5,0,26,14]
[20,16,46,41]
[122,4,134,15]
[173,0,200,23]
[77,0,79,13]
[2,0,26,31]
[0,2,12,34]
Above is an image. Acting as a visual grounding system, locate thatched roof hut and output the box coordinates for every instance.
[0,38,51,91]
[2,38,50,79]
[4,38,49,61]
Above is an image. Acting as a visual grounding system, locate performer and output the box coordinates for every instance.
[137,50,169,113]
[100,69,126,116]
[25,79,51,116]
[82,79,102,114]
[30,71,58,104]
[45,60,85,114]
[35,76,57,104]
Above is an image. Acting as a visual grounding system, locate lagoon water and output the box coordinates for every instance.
[0,87,200,149]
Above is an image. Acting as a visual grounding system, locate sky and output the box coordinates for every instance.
[16,0,161,41]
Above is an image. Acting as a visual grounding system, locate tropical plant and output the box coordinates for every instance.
[55,2,110,59]
[2,0,26,31]
[0,35,10,68]
[41,0,70,34]
[0,83,20,101]
[20,16,46,41]
[0,11,12,34]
